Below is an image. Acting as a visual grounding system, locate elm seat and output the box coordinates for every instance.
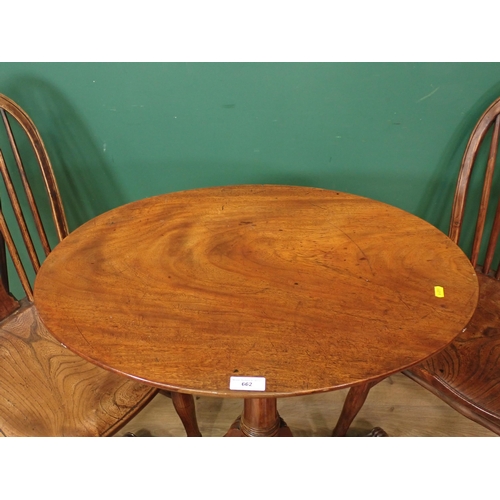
[0,297,157,436]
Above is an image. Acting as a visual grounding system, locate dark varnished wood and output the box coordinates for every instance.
[170,392,202,436]
[0,231,19,318]
[0,94,162,436]
[0,276,19,318]
[34,184,478,436]
[225,399,293,437]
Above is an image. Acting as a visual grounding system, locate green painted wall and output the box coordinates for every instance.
[1,62,500,236]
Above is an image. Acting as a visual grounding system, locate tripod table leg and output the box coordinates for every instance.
[171,392,202,437]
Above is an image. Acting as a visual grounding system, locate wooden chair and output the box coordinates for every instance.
[0,93,201,436]
[333,96,500,436]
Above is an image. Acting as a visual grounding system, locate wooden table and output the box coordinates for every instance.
[34,185,479,436]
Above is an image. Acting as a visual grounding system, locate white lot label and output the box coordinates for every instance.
[229,376,266,391]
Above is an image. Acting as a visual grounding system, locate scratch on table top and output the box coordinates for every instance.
[73,319,92,347]
[239,287,270,295]
[328,222,375,276]
[397,292,412,310]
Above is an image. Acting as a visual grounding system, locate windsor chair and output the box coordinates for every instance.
[332,96,500,436]
[0,93,200,436]
[403,96,500,434]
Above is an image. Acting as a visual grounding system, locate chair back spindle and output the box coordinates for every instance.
[449,97,500,276]
[1,109,52,255]
[0,94,69,302]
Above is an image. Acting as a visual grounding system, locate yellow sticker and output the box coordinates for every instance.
[434,286,444,298]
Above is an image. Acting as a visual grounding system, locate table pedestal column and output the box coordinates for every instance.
[225,398,293,437]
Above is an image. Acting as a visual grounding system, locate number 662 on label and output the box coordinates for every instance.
[229,376,266,391]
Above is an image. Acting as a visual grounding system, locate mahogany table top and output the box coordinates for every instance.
[34,185,479,398]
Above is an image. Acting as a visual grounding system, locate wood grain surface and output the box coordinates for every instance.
[0,300,157,436]
[34,185,479,398]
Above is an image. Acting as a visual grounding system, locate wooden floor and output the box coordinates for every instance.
[118,373,496,437]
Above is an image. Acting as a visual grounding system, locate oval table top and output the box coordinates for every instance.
[34,185,479,398]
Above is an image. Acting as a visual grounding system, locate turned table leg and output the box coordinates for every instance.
[225,398,292,437]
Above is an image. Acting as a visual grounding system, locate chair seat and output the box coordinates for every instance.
[405,273,500,433]
[0,300,157,436]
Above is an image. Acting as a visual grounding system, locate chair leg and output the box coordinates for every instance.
[170,392,202,437]
[332,379,382,436]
